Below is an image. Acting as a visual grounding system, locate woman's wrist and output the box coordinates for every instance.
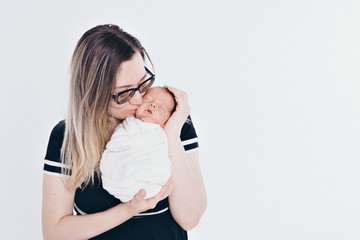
[122,201,138,217]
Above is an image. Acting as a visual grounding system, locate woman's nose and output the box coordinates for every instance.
[129,90,143,105]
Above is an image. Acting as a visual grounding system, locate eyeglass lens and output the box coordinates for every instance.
[115,71,155,104]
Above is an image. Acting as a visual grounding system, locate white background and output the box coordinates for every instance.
[1,0,359,239]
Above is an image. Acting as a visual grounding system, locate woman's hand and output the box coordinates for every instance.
[163,85,190,138]
[125,177,173,215]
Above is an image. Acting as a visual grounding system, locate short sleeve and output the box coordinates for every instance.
[180,115,199,153]
[43,120,68,177]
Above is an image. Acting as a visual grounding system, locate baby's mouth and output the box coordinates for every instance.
[145,109,152,114]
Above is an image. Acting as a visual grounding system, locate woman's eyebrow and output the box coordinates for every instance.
[114,85,131,91]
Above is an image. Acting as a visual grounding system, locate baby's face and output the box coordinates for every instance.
[135,87,175,126]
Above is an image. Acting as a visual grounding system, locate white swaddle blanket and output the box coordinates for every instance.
[100,117,171,202]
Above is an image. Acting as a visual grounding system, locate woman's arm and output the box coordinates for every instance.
[42,174,173,240]
[164,85,207,231]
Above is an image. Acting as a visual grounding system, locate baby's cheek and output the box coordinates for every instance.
[156,112,167,125]
[135,108,142,118]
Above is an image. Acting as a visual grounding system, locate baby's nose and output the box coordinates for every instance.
[150,102,156,108]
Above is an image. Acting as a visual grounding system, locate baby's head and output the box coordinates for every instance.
[135,87,176,126]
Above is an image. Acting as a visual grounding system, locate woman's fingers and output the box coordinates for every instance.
[135,189,146,200]
[126,178,173,215]
[158,177,173,200]
[147,177,173,204]
[164,85,188,104]
[163,85,191,137]
[130,189,146,208]
[164,85,190,114]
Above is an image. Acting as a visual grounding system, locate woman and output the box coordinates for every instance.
[42,24,207,239]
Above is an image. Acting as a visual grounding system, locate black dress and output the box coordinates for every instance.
[43,117,199,239]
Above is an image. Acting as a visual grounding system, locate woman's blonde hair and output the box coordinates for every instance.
[61,24,149,189]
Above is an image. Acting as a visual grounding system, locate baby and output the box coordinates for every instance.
[100,87,176,202]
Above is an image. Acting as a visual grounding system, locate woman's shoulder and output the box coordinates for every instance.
[53,120,65,132]
[43,120,67,176]
[49,120,66,145]
[180,115,199,152]
[44,120,65,163]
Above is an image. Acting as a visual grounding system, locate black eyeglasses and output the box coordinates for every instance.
[112,67,155,105]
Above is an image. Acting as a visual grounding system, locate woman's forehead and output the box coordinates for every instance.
[115,52,145,88]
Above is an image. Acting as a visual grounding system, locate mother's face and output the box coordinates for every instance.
[108,51,147,121]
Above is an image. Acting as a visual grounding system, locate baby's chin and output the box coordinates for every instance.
[138,115,157,125]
